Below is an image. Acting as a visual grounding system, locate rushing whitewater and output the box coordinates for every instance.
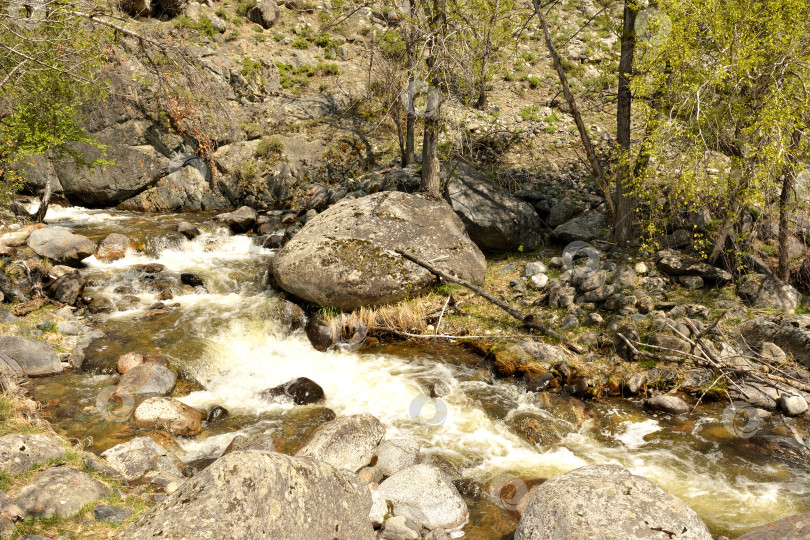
[29,204,810,537]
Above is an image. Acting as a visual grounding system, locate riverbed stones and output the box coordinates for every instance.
[101,436,184,483]
[132,397,204,437]
[445,163,542,252]
[116,451,376,540]
[737,274,801,313]
[296,413,385,472]
[14,467,109,519]
[176,221,200,240]
[644,395,690,415]
[735,512,810,539]
[272,191,486,310]
[377,464,468,530]
[0,434,65,475]
[95,233,137,261]
[778,394,809,416]
[115,362,176,397]
[47,273,84,305]
[262,377,325,405]
[514,464,712,540]
[116,352,168,374]
[0,337,62,376]
[219,206,257,233]
[26,227,95,266]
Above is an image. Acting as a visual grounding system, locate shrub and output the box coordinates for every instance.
[255,136,284,162]
[235,0,256,16]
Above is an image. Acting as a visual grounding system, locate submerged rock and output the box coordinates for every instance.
[115,362,176,397]
[644,395,690,415]
[515,465,712,540]
[95,233,137,261]
[272,191,485,310]
[735,512,810,539]
[116,451,375,540]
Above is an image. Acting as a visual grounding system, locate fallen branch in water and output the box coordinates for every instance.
[395,248,584,354]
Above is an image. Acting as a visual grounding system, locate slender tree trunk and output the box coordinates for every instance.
[419,0,446,199]
[614,2,637,244]
[778,130,802,281]
[532,0,616,220]
[402,0,418,166]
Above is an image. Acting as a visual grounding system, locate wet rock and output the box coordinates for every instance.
[118,451,375,540]
[26,226,95,266]
[374,439,420,478]
[220,206,257,233]
[273,191,486,310]
[119,166,229,212]
[654,249,732,283]
[0,336,62,376]
[95,233,137,261]
[94,504,133,524]
[739,315,810,368]
[515,465,712,540]
[180,272,204,288]
[132,397,205,437]
[296,413,385,472]
[206,406,229,423]
[262,377,325,405]
[0,434,65,474]
[15,467,109,518]
[87,297,114,314]
[305,312,334,351]
[737,274,801,313]
[644,395,690,415]
[47,273,84,305]
[177,221,200,240]
[377,464,468,530]
[115,362,177,397]
[101,436,183,483]
[735,512,810,539]
[526,372,554,392]
[511,412,569,446]
[222,432,276,455]
[551,213,609,244]
[445,163,542,252]
[116,352,168,374]
[778,394,809,416]
[381,515,421,540]
[270,299,306,336]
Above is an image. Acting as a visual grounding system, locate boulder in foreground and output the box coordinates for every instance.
[26,226,95,266]
[117,450,375,540]
[515,464,712,540]
[272,191,486,310]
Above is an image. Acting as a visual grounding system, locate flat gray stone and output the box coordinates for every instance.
[15,467,109,518]
[0,434,65,474]
[101,436,183,483]
[0,337,62,377]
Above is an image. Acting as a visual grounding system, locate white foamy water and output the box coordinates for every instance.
[55,204,810,537]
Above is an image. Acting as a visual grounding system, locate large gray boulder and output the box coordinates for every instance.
[55,136,169,206]
[515,465,712,540]
[14,467,109,518]
[117,450,375,540]
[296,413,385,472]
[551,213,609,244]
[272,191,486,310]
[119,166,230,212]
[0,337,62,377]
[0,434,65,474]
[738,315,810,368]
[377,464,468,530]
[737,274,801,313]
[445,163,542,252]
[26,227,95,266]
[247,0,279,28]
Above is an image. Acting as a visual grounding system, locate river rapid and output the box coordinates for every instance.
[25,204,810,538]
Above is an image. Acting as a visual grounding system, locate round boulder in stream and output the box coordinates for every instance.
[272,191,486,310]
[132,397,205,437]
[262,377,325,405]
[26,226,95,267]
[115,362,176,397]
[515,464,712,540]
[116,450,376,540]
[296,413,385,472]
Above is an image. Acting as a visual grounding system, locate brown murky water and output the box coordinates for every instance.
[23,204,810,538]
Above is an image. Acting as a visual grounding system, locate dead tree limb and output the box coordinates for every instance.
[396,248,584,353]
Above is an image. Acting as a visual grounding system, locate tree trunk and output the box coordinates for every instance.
[404,78,416,166]
[614,2,637,244]
[778,130,802,281]
[419,0,446,199]
[31,163,54,223]
[532,0,616,221]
